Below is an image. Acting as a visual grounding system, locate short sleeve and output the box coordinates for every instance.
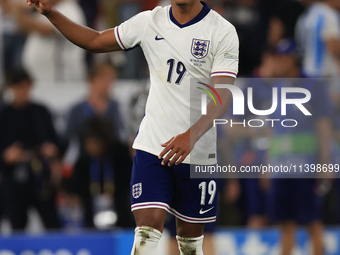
[114,11,151,50]
[321,9,340,40]
[211,26,239,78]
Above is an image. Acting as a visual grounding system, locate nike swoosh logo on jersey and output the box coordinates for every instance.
[155,35,165,41]
[199,207,214,215]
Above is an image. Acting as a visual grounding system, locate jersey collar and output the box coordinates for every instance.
[169,1,211,29]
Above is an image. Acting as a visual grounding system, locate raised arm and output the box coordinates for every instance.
[27,0,121,53]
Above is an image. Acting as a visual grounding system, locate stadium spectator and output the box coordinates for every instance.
[0,7,3,86]
[17,0,86,83]
[78,0,98,69]
[217,0,263,76]
[62,63,128,219]
[0,69,61,230]
[223,51,278,228]
[67,117,133,228]
[65,63,127,145]
[78,0,97,28]
[213,0,303,76]
[296,0,340,79]
[266,17,285,48]
[0,0,26,73]
[266,39,333,255]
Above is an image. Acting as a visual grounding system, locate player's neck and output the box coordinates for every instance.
[171,1,204,25]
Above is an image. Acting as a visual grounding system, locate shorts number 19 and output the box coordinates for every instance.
[199,181,216,205]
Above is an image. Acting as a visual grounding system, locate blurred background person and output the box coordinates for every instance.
[61,63,131,230]
[213,0,303,76]
[213,0,264,76]
[66,117,133,229]
[0,0,26,73]
[296,0,340,80]
[0,69,61,230]
[296,0,340,226]
[0,5,3,87]
[266,39,333,255]
[295,0,340,114]
[16,0,86,83]
[63,63,128,173]
[223,51,278,229]
[65,63,127,145]
[78,0,98,69]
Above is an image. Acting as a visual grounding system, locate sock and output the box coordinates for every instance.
[176,235,204,255]
[130,226,162,255]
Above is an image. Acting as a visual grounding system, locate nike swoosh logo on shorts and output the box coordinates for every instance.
[199,207,214,215]
[155,35,165,41]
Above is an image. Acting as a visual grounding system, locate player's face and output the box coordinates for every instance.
[171,0,199,7]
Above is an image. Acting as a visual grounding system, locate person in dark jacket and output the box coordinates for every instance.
[68,117,134,229]
[0,69,61,230]
[65,63,127,144]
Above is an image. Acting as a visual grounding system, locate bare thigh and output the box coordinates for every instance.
[176,218,205,238]
[133,208,167,232]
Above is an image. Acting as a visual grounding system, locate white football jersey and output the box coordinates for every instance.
[296,2,340,78]
[114,2,239,164]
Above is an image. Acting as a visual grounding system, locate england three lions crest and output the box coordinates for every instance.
[191,39,210,59]
[132,183,142,199]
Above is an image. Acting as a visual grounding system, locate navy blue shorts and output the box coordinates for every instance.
[267,179,322,224]
[131,150,218,223]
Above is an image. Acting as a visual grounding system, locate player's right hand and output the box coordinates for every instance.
[27,0,52,15]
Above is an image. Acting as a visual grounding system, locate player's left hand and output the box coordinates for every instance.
[158,130,193,166]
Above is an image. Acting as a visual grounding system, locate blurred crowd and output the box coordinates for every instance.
[0,0,340,254]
